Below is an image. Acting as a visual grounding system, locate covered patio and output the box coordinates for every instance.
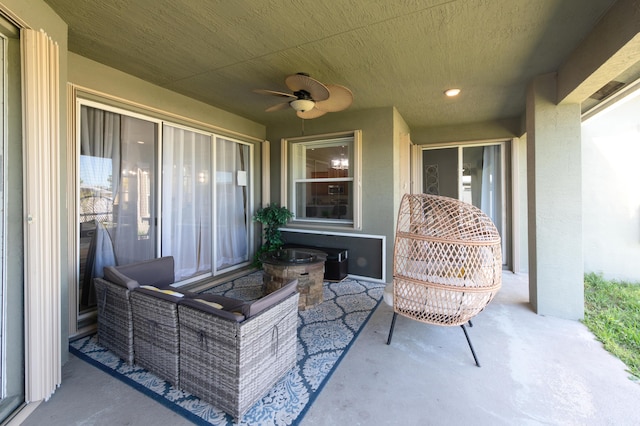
[21,273,640,425]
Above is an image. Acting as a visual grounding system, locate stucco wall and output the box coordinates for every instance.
[582,90,640,282]
[266,107,397,282]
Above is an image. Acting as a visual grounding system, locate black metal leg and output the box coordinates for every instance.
[386,312,398,345]
[460,324,480,367]
[468,319,473,328]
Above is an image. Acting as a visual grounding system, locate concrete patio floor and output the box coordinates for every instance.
[19,272,640,425]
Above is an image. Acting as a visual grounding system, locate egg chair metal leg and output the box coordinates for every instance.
[460,324,480,367]
[386,312,398,345]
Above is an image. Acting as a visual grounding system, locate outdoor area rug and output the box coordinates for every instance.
[70,272,384,425]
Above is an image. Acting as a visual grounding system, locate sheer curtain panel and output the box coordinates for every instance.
[215,138,249,271]
[162,126,212,281]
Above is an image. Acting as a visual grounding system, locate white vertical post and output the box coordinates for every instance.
[21,28,61,402]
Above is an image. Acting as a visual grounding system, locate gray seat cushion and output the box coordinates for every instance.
[134,286,193,303]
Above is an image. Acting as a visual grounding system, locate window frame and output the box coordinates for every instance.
[281,130,362,230]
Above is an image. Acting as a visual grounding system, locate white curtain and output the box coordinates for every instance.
[481,145,503,232]
[162,126,212,280]
[80,106,121,197]
[80,106,120,275]
[216,137,249,270]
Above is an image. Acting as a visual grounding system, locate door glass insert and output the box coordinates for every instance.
[423,144,508,266]
[161,125,212,281]
[78,105,157,314]
[215,137,250,272]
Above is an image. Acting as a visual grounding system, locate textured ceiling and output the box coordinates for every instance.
[44,0,621,129]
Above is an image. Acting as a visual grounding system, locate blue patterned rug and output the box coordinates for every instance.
[70,272,384,425]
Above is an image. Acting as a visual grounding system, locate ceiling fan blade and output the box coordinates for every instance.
[285,74,330,101]
[315,84,353,112]
[265,102,291,112]
[253,89,297,99]
[297,108,327,119]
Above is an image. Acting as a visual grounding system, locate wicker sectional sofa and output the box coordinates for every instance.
[93,256,300,421]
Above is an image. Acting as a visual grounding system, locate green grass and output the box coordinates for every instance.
[583,272,640,381]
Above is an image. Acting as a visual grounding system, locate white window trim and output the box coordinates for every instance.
[281,130,362,230]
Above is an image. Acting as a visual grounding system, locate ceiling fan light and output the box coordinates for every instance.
[444,88,461,97]
[290,99,315,112]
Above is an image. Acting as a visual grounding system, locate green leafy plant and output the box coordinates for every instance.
[253,203,294,267]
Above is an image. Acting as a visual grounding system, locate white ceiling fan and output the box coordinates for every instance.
[254,73,353,119]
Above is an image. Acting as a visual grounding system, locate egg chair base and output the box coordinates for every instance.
[386,312,480,367]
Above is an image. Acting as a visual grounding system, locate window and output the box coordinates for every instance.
[283,131,361,229]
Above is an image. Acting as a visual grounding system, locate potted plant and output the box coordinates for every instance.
[253,203,294,267]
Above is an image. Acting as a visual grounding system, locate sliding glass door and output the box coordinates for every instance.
[76,103,254,330]
[422,143,509,266]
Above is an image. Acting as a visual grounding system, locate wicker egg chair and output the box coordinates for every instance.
[386,193,502,367]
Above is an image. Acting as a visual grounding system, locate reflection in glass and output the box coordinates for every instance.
[78,105,157,314]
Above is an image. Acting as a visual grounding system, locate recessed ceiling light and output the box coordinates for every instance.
[444,88,461,97]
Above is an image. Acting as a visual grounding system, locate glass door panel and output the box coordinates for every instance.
[422,147,458,197]
[215,137,250,273]
[78,105,157,314]
[161,125,212,281]
[462,145,503,232]
[423,144,508,266]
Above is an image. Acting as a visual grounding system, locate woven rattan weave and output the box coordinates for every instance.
[178,292,299,421]
[388,194,502,365]
[94,278,135,364]
[130,290,181,387]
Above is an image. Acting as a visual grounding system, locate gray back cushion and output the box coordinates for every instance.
[105,256,175,290]
[103,266,139,290]
[242,279,298,318]
[180,294,247,322]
